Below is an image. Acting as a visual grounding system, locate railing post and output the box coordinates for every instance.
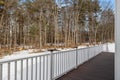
[87,45,90,60]
[106,43,109,52]
[0,64,2,80]
[102,44,104,52]
[75,47,78,69]
[48,49,54,80]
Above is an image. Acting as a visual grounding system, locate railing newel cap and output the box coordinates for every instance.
[86,44,90,47]
[73,46,78,49]
[48,48,59,52]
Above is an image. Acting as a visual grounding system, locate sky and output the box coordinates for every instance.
[20,0,115,10]
[99,0,115,12]
[56,0,115,9]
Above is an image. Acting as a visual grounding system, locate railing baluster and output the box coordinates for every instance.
[46,56,49,80]
[15,61,17,80]
[66,52,68,71]
[39,57,41,80]
[58,54,60,75]
[87,46,89,61]
[26,59,28,80]
[67,52,69,71]
[57,54,59,75]
[52,53,54,80]
[50,51,54,80]
[35,57,37,80]
[55,54,57,76]
[76,47,78,68]
[62,53,63,73]
[64,53,66,72]
[21,60,23,80]
[61,53,62,73]
[66,52,67,71]
[82,49,85,63]
[0,64,2,80]
[46,56,48,80]
[68,52,70,69]
[31,58,33,80]
[43,56,45,80]
[56,54,58,76]
[63,53,65,73]
[60,53,62,74]
[59,53,61,74]
[8,62,10,80]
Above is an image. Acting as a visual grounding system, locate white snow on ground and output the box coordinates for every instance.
[2,49,34,60]
[0,43,115,61]
[107,43,115,52]
[2,50,50,60]
[1,45,87,60]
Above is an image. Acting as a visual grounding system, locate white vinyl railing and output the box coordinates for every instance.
[0,44,107,80]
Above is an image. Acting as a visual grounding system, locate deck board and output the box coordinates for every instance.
[57,52,114,80]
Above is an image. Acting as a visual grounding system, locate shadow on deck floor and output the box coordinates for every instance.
[57,52,114,80]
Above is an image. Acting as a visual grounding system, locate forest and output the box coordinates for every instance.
[0,0,114,56]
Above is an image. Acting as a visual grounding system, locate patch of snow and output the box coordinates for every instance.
[107,43,115,52]
[2,49,34,60]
